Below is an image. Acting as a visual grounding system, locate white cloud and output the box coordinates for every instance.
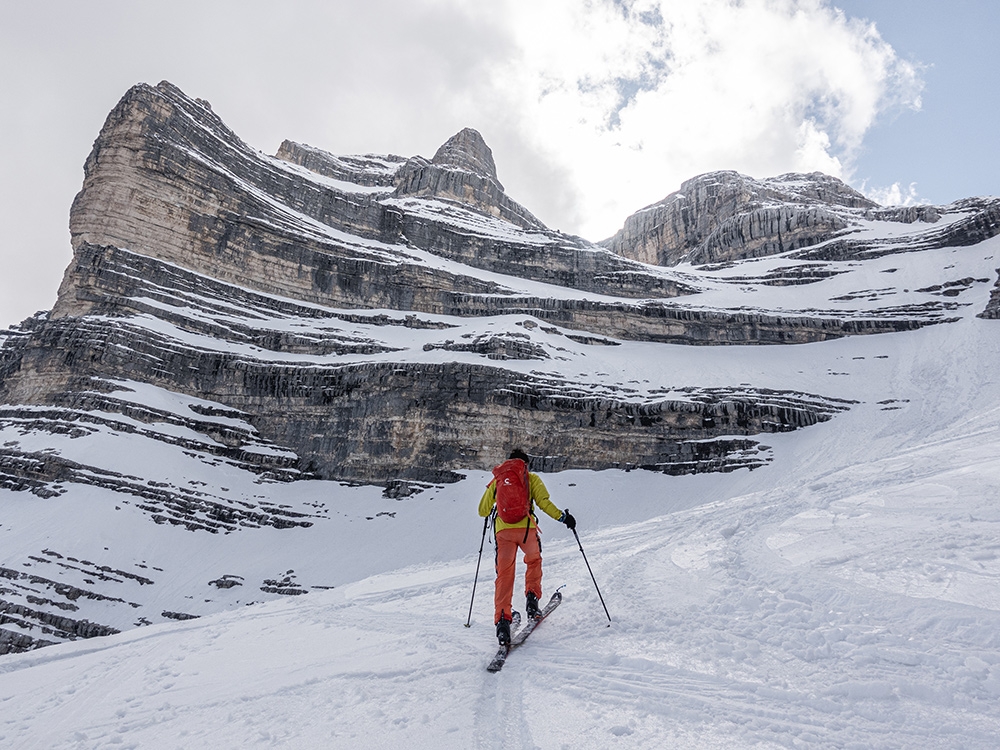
[862,181,923,207]
[446,0,924,239]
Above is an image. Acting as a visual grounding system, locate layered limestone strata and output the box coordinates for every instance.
[273,140,404,188]
[980,269,1000,319]
[53,243,932,349]
[67,81,688,307]
[0,579,122,656]
[793,198,1000,263]
[605,171,1000,268]
[392,127,546,231]
[1,307,852,484]
[0,78,971,497]
[603,171,877,265]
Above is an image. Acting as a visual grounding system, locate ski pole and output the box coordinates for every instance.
[465,513,491,627]
[568,510,611,625]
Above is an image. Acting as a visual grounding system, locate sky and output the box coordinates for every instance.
[1,0,999,329]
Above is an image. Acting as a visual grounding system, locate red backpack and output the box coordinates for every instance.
[492,458,531,524]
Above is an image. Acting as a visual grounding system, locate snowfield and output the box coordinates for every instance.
[2,270,1000,748]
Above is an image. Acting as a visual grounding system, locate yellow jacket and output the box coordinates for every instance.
[479,472,563,533]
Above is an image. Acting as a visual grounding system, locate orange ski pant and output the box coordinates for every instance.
[494,526,542,624]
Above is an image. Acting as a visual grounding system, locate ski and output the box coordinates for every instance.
[486,591,562,672]
[486,610,520,673]
[511,590,561,646]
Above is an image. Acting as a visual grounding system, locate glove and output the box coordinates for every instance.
[560,511,576,530]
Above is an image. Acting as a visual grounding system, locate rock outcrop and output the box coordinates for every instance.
[980,269,1000,319]
[605,171,1000,268]
[391,127,546,231]
[274,140,404,188]
[603,171,877,266]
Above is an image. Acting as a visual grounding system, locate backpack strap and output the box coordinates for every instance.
[522,466,533,543]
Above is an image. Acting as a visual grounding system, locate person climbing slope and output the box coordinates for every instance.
[478,448,576,645]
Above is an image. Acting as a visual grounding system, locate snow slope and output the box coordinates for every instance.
[2,251,999,747]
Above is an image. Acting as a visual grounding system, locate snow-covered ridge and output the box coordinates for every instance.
[273,140,405,189]
[604,168,1000,270]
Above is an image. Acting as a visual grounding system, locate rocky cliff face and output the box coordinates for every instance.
[980,269,1000,319]
[2,80,998,654]
[4,78,995,489]
[2,241,856,486]
[604,171,1000,269]
[392,127,546,232]
[602,171,876,266]
[3,79,992,489]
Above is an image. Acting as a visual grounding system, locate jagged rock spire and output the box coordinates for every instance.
[430,128,498,181]
[391,127,546,230]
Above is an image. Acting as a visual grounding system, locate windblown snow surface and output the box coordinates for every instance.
[2,234,1000,748]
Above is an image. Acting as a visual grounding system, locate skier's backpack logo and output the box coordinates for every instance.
[492,458,530,524]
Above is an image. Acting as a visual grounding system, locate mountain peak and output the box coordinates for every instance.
[430,128,498,181]
[604,170,884,266]
[390,127,546,230]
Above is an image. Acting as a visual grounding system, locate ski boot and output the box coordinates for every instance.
[526,591,541,619]
[496,614,512,645]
